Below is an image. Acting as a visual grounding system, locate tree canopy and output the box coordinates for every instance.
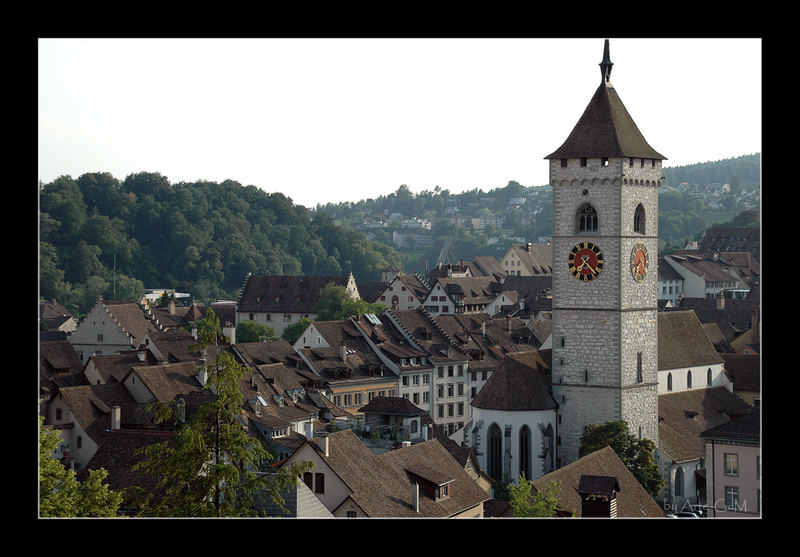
[579,420,665,499]
[39,172,403,317]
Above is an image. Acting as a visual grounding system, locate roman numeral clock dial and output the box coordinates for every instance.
[568,242,604,281]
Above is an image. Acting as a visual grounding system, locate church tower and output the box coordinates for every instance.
[547,40,664,466]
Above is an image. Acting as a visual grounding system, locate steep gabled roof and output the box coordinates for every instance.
[546,81,665,161]
[471,353,555,412]
[658,311,724,370]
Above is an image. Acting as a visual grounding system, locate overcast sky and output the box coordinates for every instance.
[38,38,761,208]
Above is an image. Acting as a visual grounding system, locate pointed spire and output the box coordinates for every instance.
[599,39,613,83]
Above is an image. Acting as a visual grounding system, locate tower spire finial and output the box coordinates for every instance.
[599,39,613,83]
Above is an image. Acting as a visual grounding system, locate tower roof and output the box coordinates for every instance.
[545,40,665,161]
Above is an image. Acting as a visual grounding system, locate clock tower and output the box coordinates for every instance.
[547,40,664,466]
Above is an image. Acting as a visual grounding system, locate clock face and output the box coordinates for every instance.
[630,242,649,282]
[568,242,604,281]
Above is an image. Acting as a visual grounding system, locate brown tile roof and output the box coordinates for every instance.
[234,339,305,369]
[40,340,84,375]
[471,353,556,411]
[658,311,723,370]
[721,353,760,392]
[104,301,162,345]
[86,352,144,383]
[701,406,760,444]
[545,82,665,161]
[359,396,427,416]
[508,243,553,275]
[302,429,489,517]
[530,446,665,517]
[144,329,202,363]
[658,386,752,463]
[129,361,206,403]
[237,275,352,314]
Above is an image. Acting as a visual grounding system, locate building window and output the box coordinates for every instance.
[580,158,587,167]
[707,368,713,386]
[725,453,739,476]
[519,425,532,482]
[674,467,684,497]
[576,203,598,232]
[725,486,739,511]
[488,424,502,482]
[633,204,645,233]
[636,352,643,383]
[667,372,673,391]
[561,158,568,168]
[687,370,692,389]
[303,472,313,490]
[601,157,608,167]
[315,473,325,494]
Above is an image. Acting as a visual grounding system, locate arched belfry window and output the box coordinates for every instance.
[634,204,646,234]
[576,203,598,232]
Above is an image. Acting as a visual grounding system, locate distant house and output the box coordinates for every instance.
[657,386,751,514]
[281,429,490,517]
[69,298,163,364]
[701,407,761,517]
[657,257,685,305]
[499,243,553,277]
[374,273,429,311]
[40,298,79,337]
[235,273,360,338]
[662,252,742,299]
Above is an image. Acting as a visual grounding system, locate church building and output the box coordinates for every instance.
[548,40,665,466]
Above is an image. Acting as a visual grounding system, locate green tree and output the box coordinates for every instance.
[508,476,566,517]
[579,420,665,499]
[132,309,311,516]
[313,282,387,321]
[236,320,278,343]
[282,317,312,344]
[39,416,122,517]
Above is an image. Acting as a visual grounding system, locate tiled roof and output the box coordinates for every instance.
[130,361,206,403]
[471,353,555,411]
[302,430,489,517]
[530,446,665,517]
[658,386,752,463]
[237,275,352,313]
[104,301,161,345]
[86,352,144,383]
[359,396,427,416]
[509,243,553,275]
[545,82,665,160]
[721,353,760,392]
[658,311,724,370]
[40,340,84,374]
[701,406,760,443]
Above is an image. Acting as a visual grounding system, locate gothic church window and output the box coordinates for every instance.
[488,423,502,482]
[667,372,673,391]
[519,426,532,481]
[576,203,598,232]
[634,204,645,234]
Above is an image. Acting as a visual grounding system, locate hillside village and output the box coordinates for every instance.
[40,221,760,518]
[39,41,761,519]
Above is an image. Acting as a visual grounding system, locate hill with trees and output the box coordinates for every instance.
[39,172,402,316]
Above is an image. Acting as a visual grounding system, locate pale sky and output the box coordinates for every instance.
[38,38,761,208]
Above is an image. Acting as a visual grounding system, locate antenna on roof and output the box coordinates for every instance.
[600,38,613,83]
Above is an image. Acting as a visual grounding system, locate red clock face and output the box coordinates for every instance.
[630,242,648,282]
[568,242,604,281]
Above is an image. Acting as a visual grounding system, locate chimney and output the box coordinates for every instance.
[197,350,208,387]
[481,320,486,338]
[191,326,197,340]
[716,292,725,310]
[526,242,532,252]
[318,431,330,457]
[340,343,347,363]
[578,475,619,518]
[168,298,176,315]
[177,397,186,423]
[413,482,420,513]
[305,421,314,439]
[111,403,121,430]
